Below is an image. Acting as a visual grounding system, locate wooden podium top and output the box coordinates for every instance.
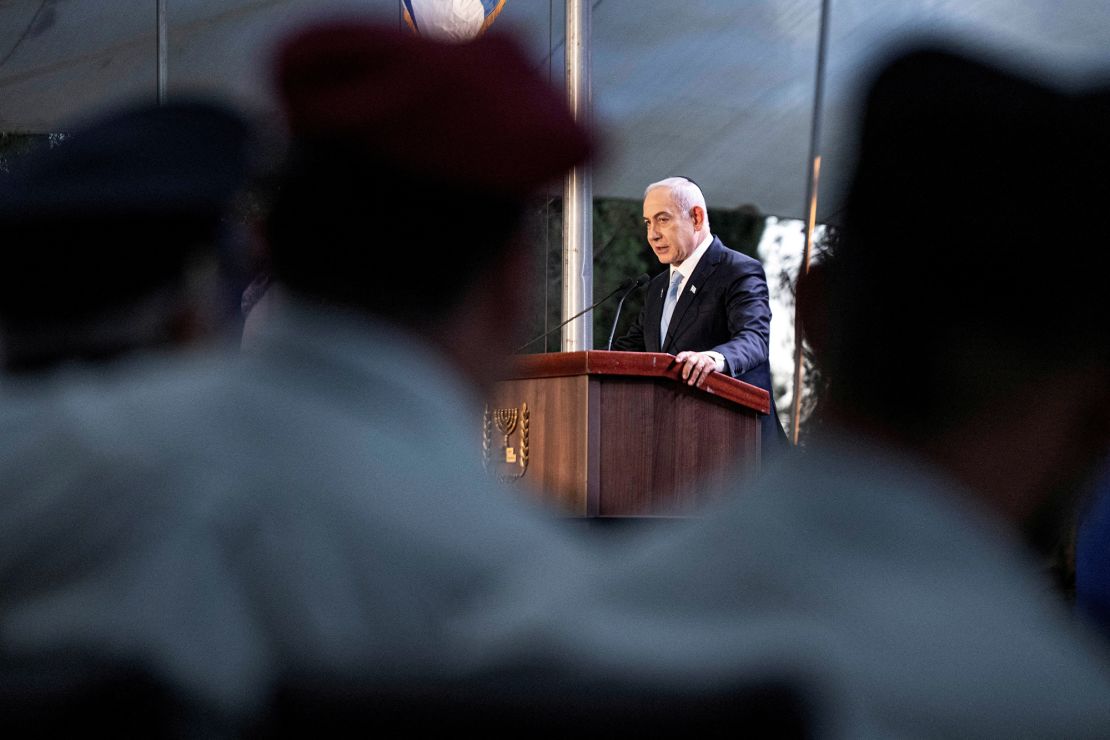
[504,350,770,415]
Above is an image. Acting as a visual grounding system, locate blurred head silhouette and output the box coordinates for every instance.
[802,45,1110,552]
[0,101,253,374]
[265,21,593,389]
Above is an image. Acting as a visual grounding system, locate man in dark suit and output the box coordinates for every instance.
[613,177,786,453]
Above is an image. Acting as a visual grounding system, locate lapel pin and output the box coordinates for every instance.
[690,285,697,294]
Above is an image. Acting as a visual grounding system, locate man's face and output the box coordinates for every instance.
[643,187,701,267]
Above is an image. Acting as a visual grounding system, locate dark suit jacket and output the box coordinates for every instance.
[613,237,786,454]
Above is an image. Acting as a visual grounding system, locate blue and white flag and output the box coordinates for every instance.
[402,0,507,42]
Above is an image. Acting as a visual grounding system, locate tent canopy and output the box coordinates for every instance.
[2,0,1108,219]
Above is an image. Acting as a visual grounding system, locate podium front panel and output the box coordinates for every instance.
[597,378,759,515]
[487,362,763,516]
[485,375,598,516]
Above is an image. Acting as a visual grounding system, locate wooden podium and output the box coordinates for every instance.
[485,351,769,517]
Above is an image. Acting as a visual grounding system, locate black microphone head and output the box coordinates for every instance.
[616,273,649,291]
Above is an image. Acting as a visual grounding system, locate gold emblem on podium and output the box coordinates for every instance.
[483,402,529,481]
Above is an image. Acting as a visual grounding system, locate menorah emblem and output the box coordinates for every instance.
[492,407,519,461]
[483,402,530,481]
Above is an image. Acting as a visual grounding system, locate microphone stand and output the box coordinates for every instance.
[606,280,645,350]
[517,275,646,353]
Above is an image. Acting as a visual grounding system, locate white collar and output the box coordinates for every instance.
[670,232,714,282]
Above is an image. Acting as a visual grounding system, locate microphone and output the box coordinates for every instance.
[607,273,650,350]
[517,273,650,353]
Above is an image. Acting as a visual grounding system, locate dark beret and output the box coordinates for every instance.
[0,101,251,221]
[274,21,594,193]
[824,44,1110,420]
[0,100,252,320]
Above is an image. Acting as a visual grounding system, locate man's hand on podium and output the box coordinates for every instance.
[674,350,725,388]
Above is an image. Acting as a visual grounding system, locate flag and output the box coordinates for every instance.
[402,0,507,42]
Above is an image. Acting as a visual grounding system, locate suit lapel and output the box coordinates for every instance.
[662,238,723,353]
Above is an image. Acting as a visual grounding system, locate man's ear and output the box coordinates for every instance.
[690,205,706,230]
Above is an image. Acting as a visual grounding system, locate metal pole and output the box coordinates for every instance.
[791,0,831,444]
[156,0,167,105]
[561,0,592,352]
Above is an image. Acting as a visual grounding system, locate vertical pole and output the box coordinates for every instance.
[791,0,831,444]
[156,0,167,105]
[544,0,554,352]
[561,0,593,352]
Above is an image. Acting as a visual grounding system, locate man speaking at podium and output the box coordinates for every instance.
[612,177,786,454]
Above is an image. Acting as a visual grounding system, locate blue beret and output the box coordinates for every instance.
[0,100,250,221]
[0,100,252,320]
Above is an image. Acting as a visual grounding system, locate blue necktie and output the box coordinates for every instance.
[659,270,684,345]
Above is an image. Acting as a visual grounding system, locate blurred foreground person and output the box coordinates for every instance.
[0,23,843,737]
[1076,462,1110,639]
[0,102,252,374]
[484,45,1110,737]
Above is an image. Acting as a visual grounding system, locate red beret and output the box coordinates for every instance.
[274,21,594,193]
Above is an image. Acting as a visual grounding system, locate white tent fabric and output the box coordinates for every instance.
[2,0,1109,218]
